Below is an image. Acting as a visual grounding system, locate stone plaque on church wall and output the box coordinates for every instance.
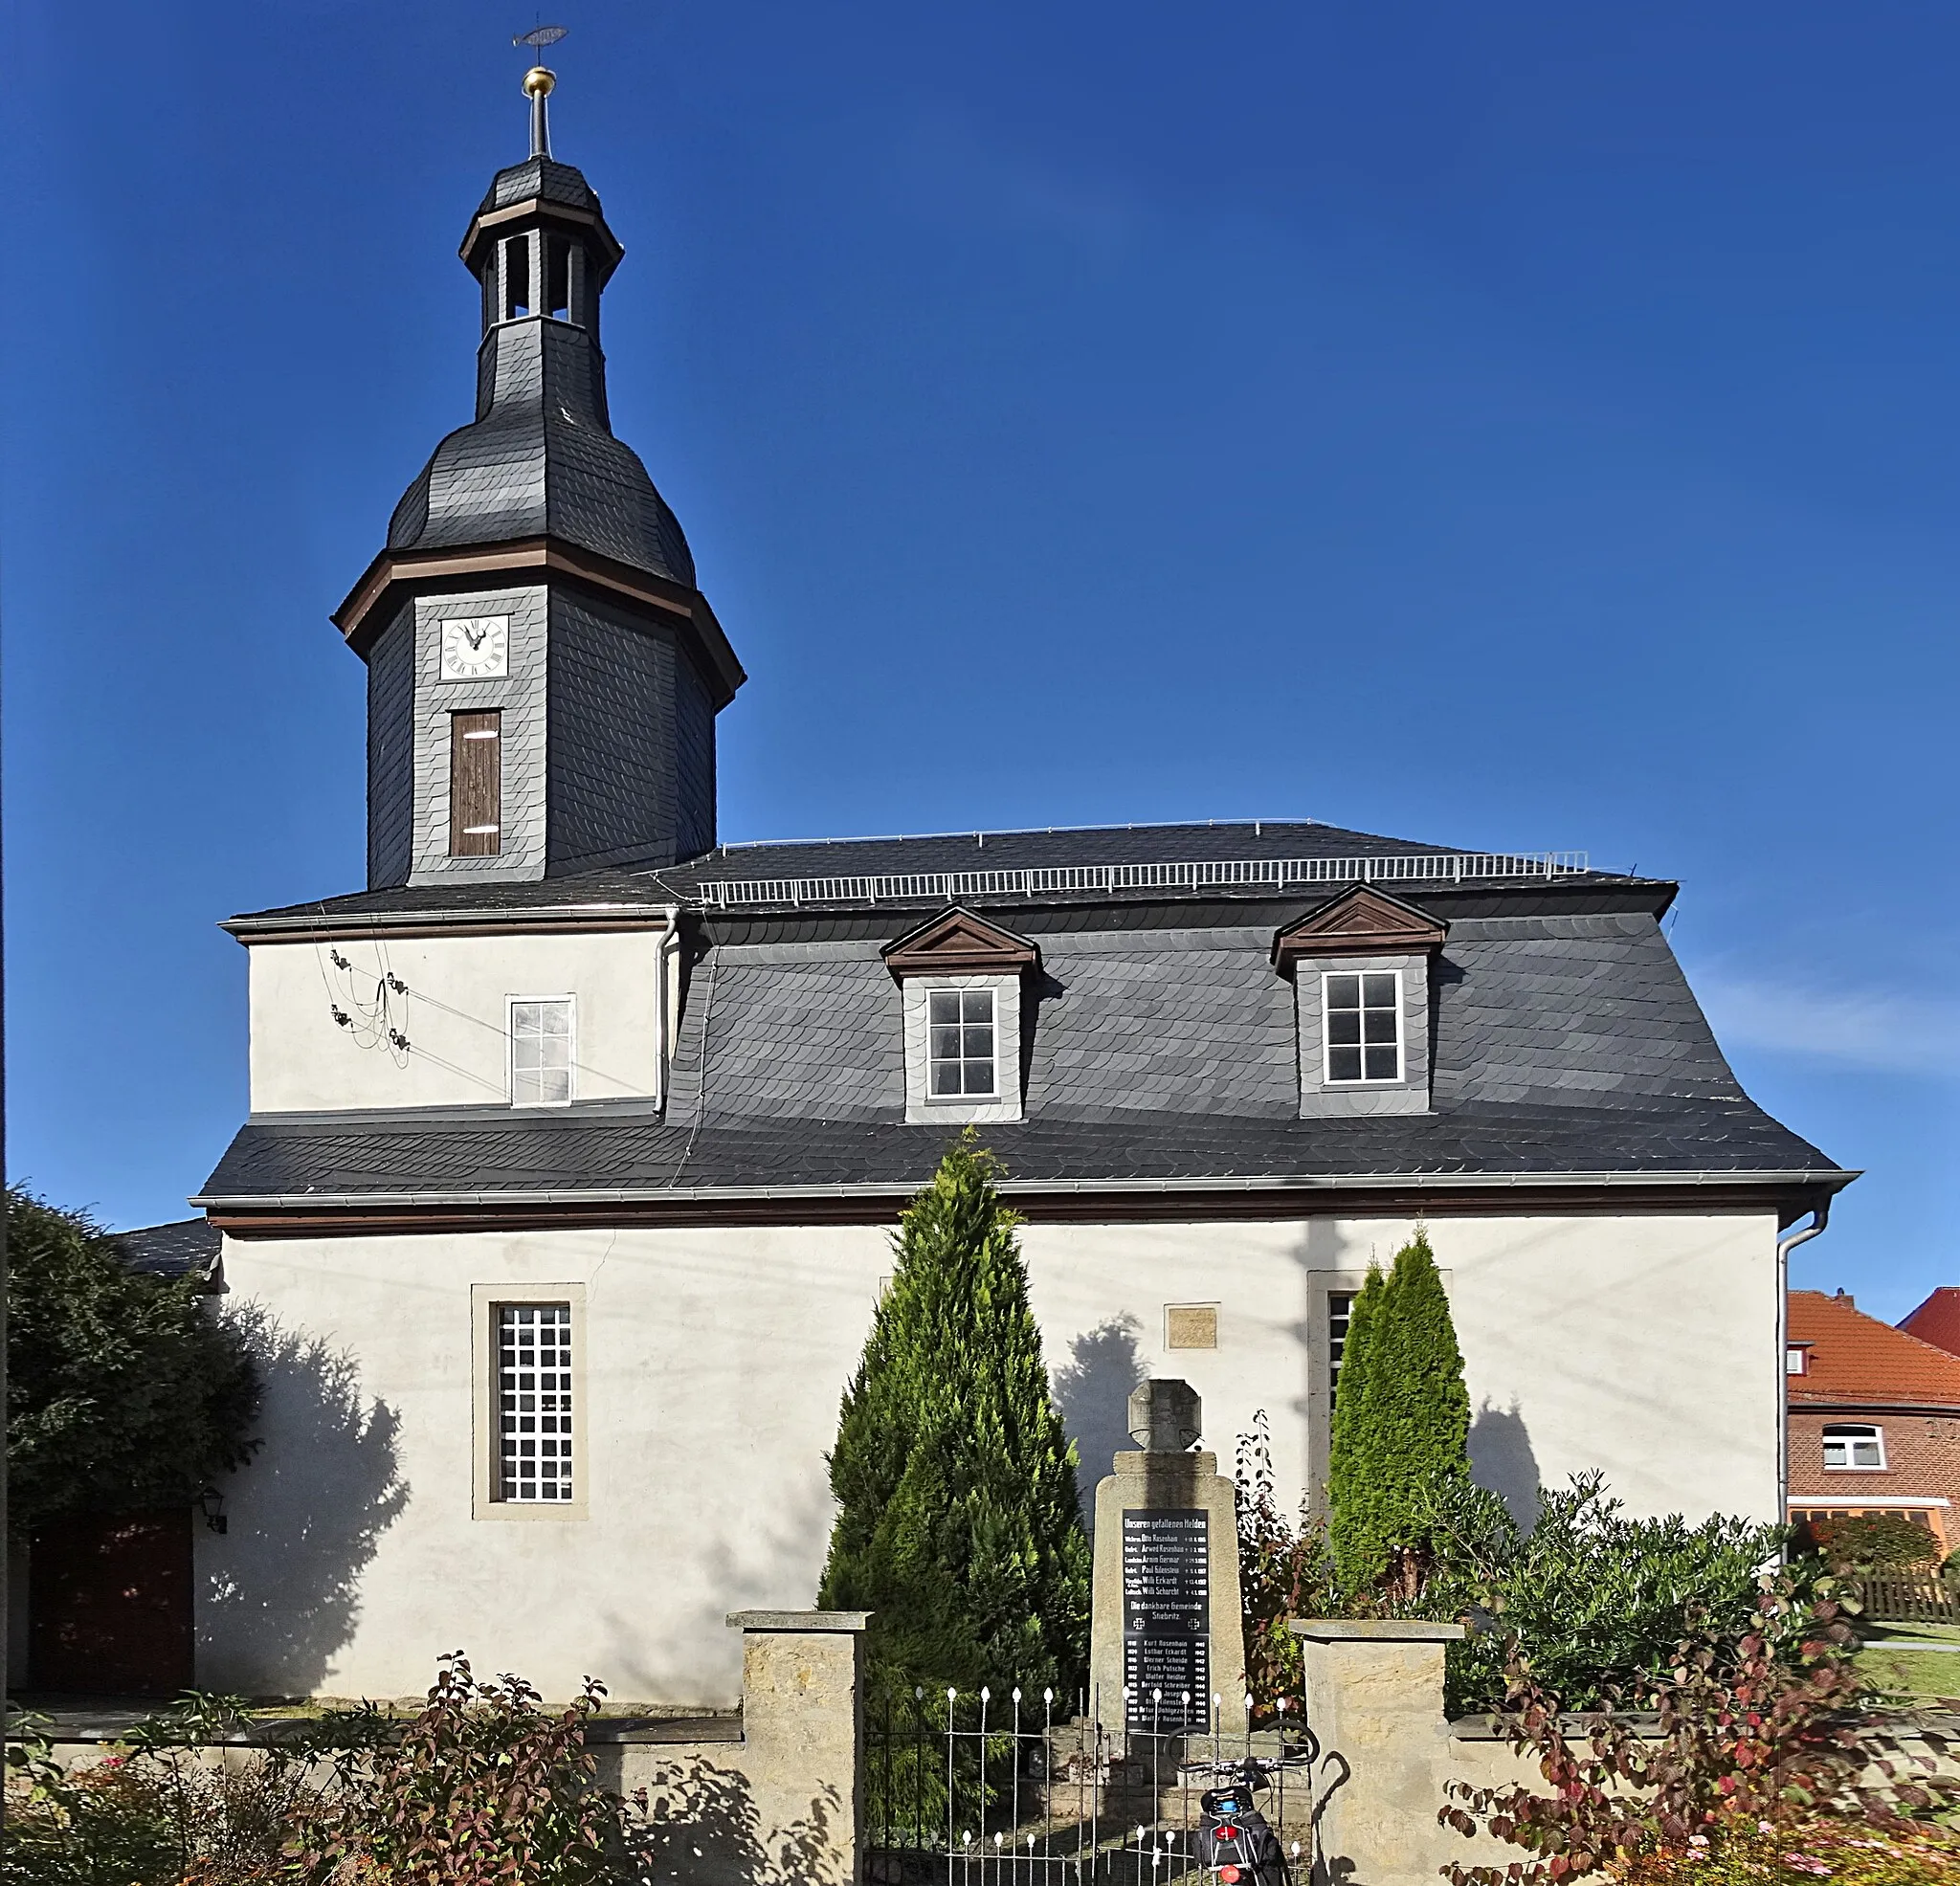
[1121,1508,1210,1730]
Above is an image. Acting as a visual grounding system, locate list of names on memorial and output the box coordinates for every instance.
[1121,1509,1210,1731]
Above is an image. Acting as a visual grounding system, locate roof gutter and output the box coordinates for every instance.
[1776,1203,1833,1541]
[192,1165,1857,1213]
[222,903,677,943]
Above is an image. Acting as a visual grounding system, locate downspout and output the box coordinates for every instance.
[1776,1202,1832,1536]
[656,905,680,1113]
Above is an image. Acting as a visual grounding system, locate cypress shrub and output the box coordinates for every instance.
[1326,1228,1470,1597]
[818,1133,1090,1697]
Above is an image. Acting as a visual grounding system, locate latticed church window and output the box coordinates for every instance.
[499,1305,574,1501]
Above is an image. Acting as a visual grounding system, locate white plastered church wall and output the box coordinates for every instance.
[198,1209,1779,1706]
[245,931,668,1113]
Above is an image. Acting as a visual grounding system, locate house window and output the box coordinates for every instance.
[1323,971,1402,1083]
[928,987,997,1098]
[497,1304,573,1502]
[1328,1290,1356,1404]
[1786,1345,1810,1375]
[1821,1424,1885,1471]
[450,711,502,856]
[510,997,574,1105]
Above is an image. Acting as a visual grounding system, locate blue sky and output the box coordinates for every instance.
[5,1,1954,1317]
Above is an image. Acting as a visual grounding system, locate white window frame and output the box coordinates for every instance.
[1321,968,1404,1085]
[508,994,576,1107]
[1821,1424,1886,1471]
[925,985,999,1101]
[1786,1344,1810,1376]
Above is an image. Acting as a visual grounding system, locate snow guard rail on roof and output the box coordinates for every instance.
[697,850,1591,910]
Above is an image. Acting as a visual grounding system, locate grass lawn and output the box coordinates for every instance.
[1855,1642,1960,1704]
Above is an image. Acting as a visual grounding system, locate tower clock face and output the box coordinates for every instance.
[438,615,510,680]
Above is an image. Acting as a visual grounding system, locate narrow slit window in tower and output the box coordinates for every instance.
[546,236,571,320]
[451,711,502,856]
[503,236,530,320]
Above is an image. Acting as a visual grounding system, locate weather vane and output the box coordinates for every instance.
[514,24,568,159]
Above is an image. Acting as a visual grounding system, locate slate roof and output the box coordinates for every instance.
[226,820,1654,929]
[1788,1290,1960,1409]
[116,1217,222,1278]
[381,158,697,591]
[198,899,1844,1208]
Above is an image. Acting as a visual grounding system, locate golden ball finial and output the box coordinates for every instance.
[523,65,556,100]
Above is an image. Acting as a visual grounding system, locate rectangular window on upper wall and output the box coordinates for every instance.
[1821,1424,1885,1471]
[1323,970,1402,1083]
[496,1303,574,1502]
[450,711,502,856]
[1786,1345,1810,1375]
[510,996,574,1106]
[928,987,997,1098]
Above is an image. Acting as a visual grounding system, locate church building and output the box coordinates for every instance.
[135,77,1846,1705]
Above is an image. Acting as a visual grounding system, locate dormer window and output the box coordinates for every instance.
[929,988,997,1098]
[1786,1343,1812,1376]
[1324,970,1402,1083]
[882,906,1037,1126]
[1272,885,1445,1119]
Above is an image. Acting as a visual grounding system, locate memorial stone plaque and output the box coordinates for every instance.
[1121,1508,1209,1731]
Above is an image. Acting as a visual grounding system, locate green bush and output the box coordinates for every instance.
[818,1133,1090,1698]
[8,1188,259,1532]
[1421,1472,1787,1716]
[1326,1228,1471,1598]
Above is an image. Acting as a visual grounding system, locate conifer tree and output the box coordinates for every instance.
[818,1134,1091,1696]
[1325,1228,1470,1597]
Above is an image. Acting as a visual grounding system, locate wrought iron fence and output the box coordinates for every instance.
[865,1684,1316,1886]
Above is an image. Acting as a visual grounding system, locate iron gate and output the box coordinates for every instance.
[866,1685,1317,1885]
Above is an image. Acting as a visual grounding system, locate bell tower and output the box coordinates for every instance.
[334,57,744,889]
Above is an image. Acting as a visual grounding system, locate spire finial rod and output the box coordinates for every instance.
[514,24,568,160]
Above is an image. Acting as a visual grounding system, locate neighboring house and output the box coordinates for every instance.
[104,95,1849,1707]
[1901,1288,1960,1360]
[1786,1288,1960,1553]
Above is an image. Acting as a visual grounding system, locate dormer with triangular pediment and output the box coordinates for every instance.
[1272,884,1447,1118]
[881,907,1038,1126]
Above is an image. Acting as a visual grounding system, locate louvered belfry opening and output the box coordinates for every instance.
[450,711,502,855]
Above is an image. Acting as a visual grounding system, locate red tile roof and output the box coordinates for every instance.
[1789,1290,1960,1409]
[1902,1288,1960,1362]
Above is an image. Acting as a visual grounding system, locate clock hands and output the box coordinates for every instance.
[463,624,488,650]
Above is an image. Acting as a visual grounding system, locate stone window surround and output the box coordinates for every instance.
[900,973,1024,1126]
[472,1282,589,1520]
[1292,951,1434,1118]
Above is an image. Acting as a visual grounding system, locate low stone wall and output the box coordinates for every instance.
[10,1610,868,1886]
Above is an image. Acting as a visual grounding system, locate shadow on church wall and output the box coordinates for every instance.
[1469,1397,1541,1524]
[608,1750,845,1886]
[199,1307,408,1695]
[1052,1314,1146,1522]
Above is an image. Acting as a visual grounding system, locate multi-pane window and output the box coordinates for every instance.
[498,1304,573,1502]
[928,988,997,1098]
[1328,1291,1357,1405]
[1324,971,1401,1083]
[1821,1424,1885,1471]
[450,711,502,856]
[510,998,574,1106]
